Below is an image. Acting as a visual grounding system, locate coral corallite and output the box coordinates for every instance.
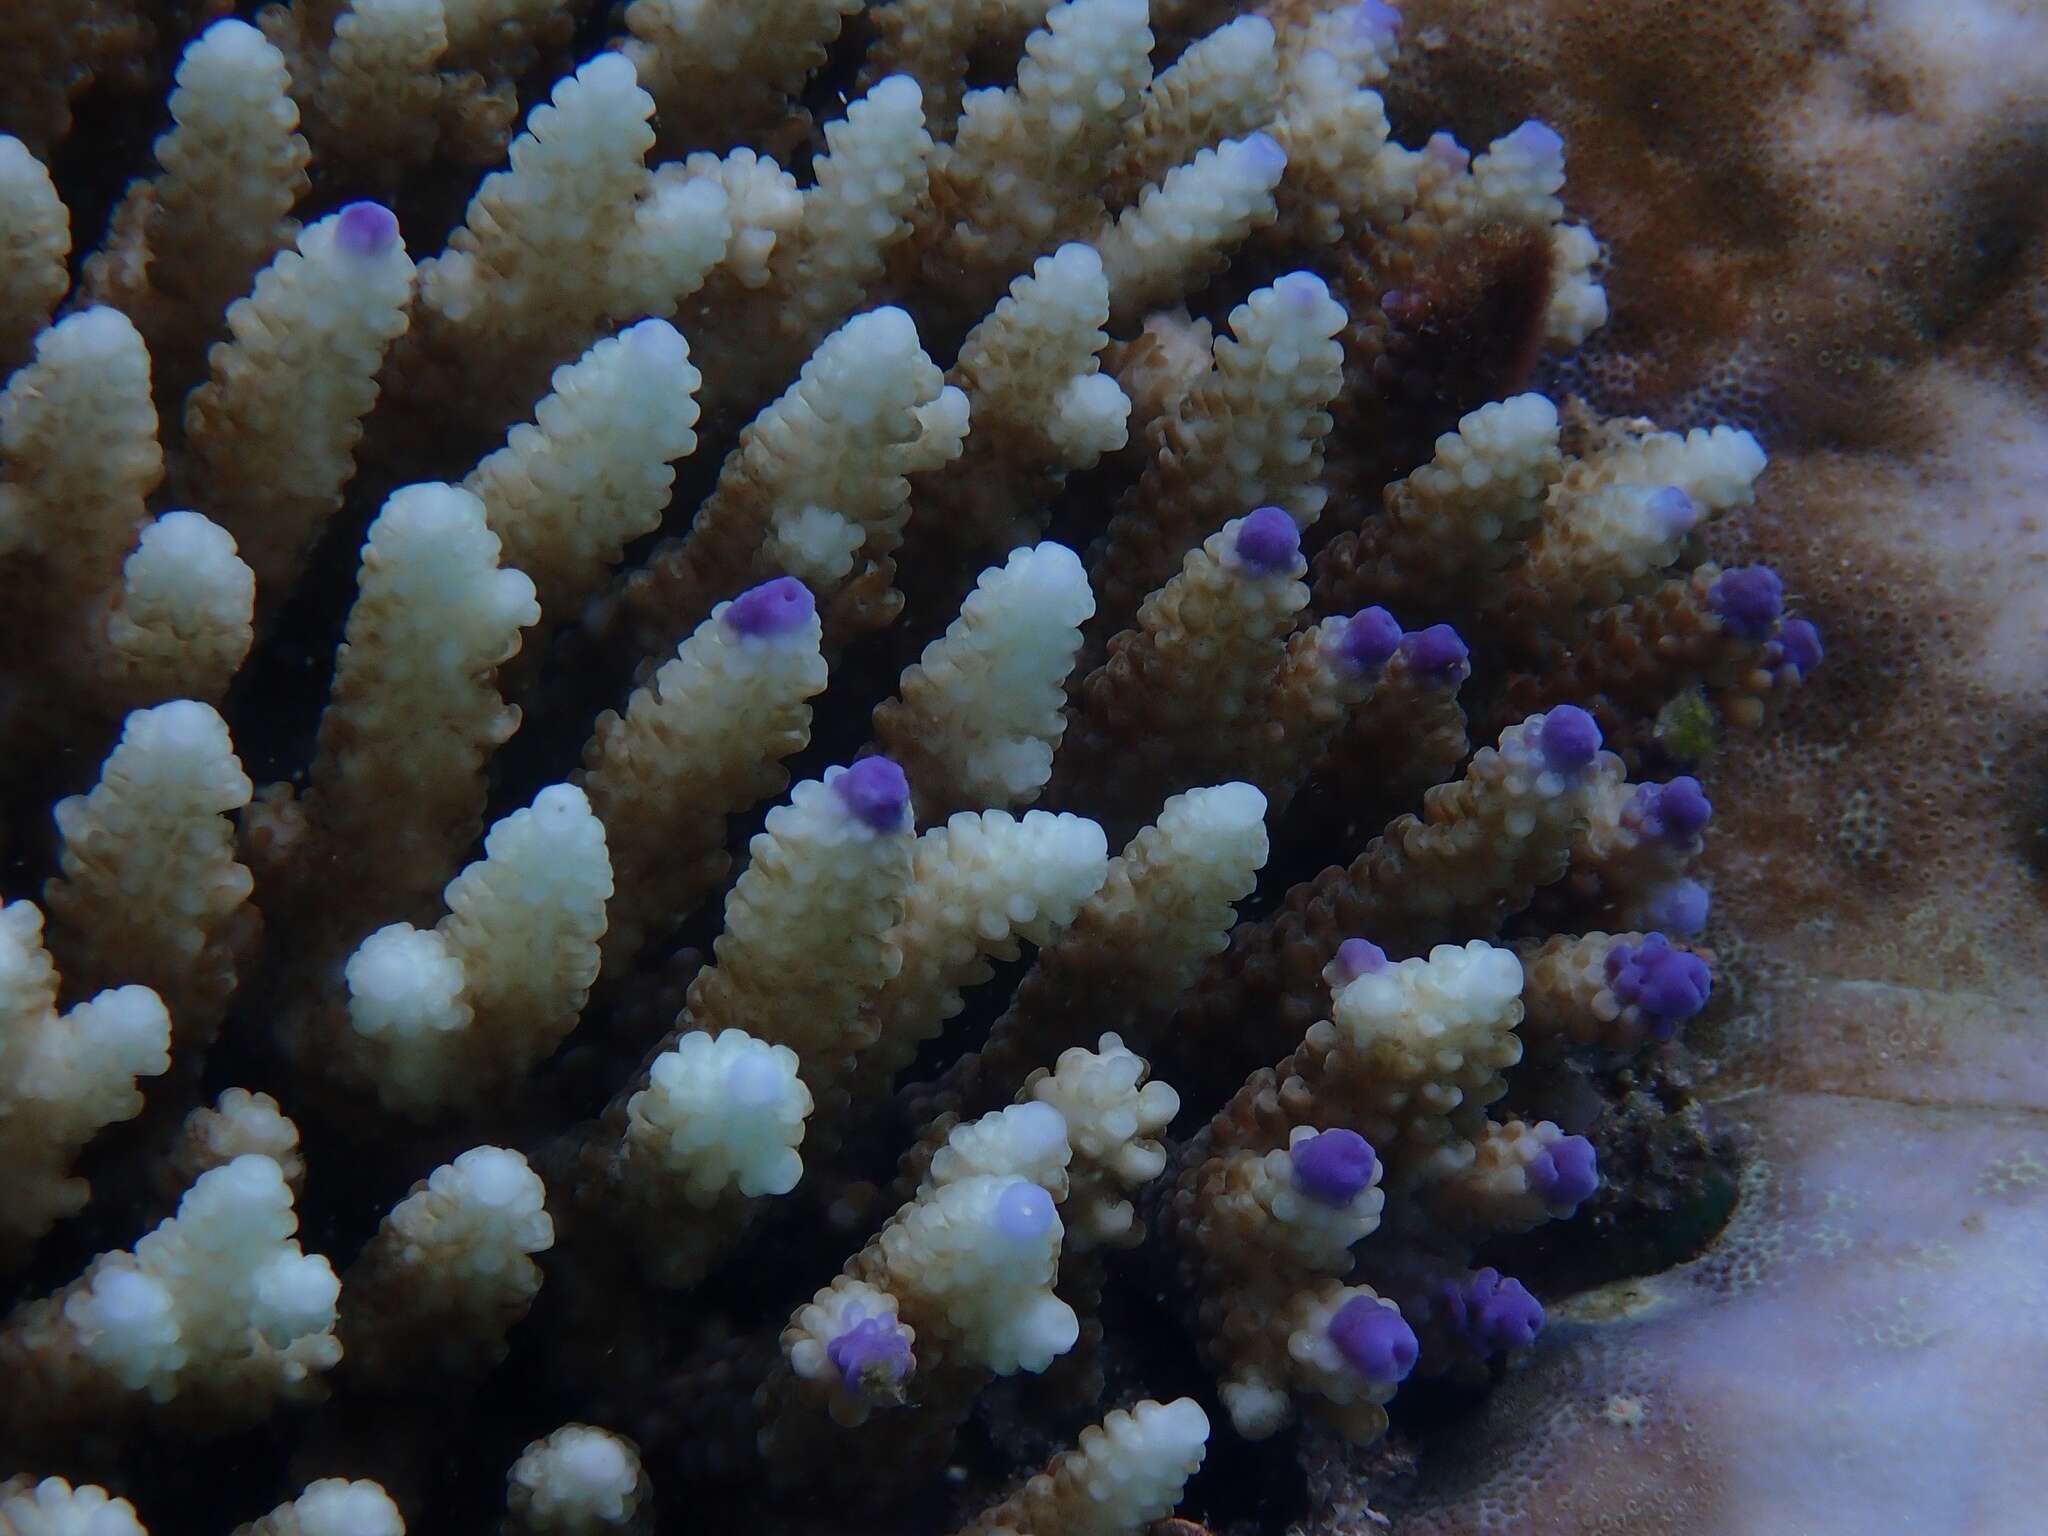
[3,1,2041,1534]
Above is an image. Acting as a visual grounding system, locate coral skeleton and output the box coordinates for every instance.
[0,1,1831,1530]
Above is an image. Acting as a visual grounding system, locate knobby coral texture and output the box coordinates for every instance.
[0,0,2036,1533]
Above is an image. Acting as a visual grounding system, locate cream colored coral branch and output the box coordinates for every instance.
[303,482,538,927]
[81,20,310,397]
[344,784,610,1115]
[0,135,68,374]
[582,578,827,971]
[183,201,416,604]
[44,700,255,1048]
[0,902,170,1268]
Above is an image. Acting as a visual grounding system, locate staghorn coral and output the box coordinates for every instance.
[1,1,2034,1534]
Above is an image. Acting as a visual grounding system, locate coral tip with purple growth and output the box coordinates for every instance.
[1234,507,1301,573]
[1329,1297,1419,1385]
[1401,623,1469,684]
[335,201,399,258]
[1780,617,1823,677]
[1242,131,1288,179]
[724,575,815,638]
[1442,1268,1545,1354]
[1645,878,1711,937]
[1645,485,1699,538]
[1538,705,1601,772]
[1605,934,1712,1037]
[825,1313,913,1402]
[1339,607,1403,672]
[1636,776,1712,844]
[1291,1129,1378,1206]
[833,757,910,831]
[1352,0,1402,49]
[1709,565,1784,639]
[1526,1134,1599,1212]
[1328,937,1389,985]
[1502,119,1565,167]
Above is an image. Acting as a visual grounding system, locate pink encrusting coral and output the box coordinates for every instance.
[15,0,2028,1531]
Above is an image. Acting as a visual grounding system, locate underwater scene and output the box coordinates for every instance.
[0,0,2042,1532]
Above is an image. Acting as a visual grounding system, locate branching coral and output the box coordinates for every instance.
[0,2,1865,1532]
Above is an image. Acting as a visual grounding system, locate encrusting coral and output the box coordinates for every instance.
[0,0,1866,1531]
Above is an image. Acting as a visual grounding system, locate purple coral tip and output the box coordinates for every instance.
[1538,705,1602,772]
[1274,271,1328,309]
[1352,0,1402,47]
[1329,1297,1418,1385]
[825,1314,913,1401]
[1605,934,1712,1037]
[833,757,910,831]
[1646,485,1698,538]
[1639,776,1712,844]
[1339,607,1402,672]
[1329,937,1389,984]
[724,575,815,639]
[1234,507,1300,573]
[1292,1129,1378,1205]
[1242,131,1288,178]
[1502,119,1565,165]
[1644,878,1711,937]
[1709,565,1784,640]
[994,1180,1055,1244]
[335,201,399,258]
[1526,1134,1599,1211]
[1400,623,1469,683]
[1445,1269,1545,1354]
[1781,618,1823,677]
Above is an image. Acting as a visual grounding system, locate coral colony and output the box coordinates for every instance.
[0,0,1819,1531]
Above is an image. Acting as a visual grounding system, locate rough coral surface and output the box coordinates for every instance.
[1,0,2037,1533]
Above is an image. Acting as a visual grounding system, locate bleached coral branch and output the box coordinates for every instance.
[582,577,826,969]
[1096,133,1287,326]
[0,902,170,1268]
[44,701,255,1047]
[859,809,1111,1089]
[505,1426,650,1536]
[467,317,702,634]
[1089,272,1347,644]
[615,307,965,656]
[875,543,1097,814]
[102,512,255,710]
[948,1397,1208,1536]
[409,53,730,427]
[303,482,538,927]
[0,135,67,374]
[683,761,915,1113]
[913,783,1269,1126]
[605,1028,813,1286]
[344,785,610,1115]
[0,308,161,646]
[1105,14,1279,204]
[911,0,1154,322]
[233,1480,405,1536]
[0,1155,339,1432]
[0,1477,147,1536]
[80,20,310,397]
[183,201,416,603]
[164,1089,304,1199]
[340,1146,554,1383]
